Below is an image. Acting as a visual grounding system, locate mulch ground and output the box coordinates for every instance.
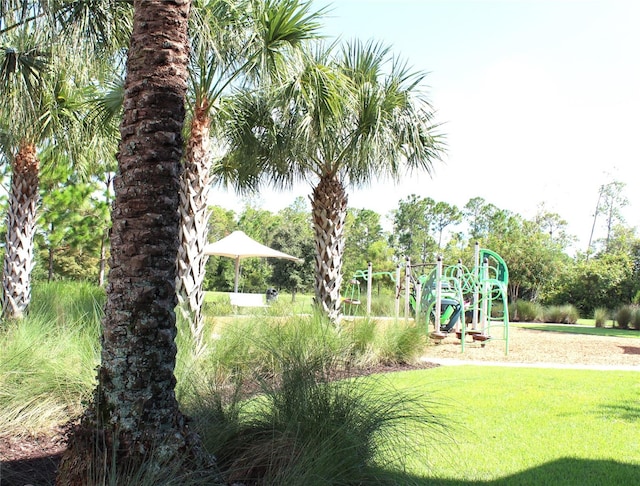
[2,326,638,485]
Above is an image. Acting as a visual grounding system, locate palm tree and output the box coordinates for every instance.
[0,27,91,318]
[0,0,129,318]
[224,40,445,321]
[176,0,323,349]
[57,0,201,481]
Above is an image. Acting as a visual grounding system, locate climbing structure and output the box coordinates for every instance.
[417,243,509,354]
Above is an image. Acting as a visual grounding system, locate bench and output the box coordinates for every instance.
[230,292,268,309]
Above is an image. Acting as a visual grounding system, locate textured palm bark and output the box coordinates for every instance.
[176,102,212,352]
[1,142,39,319]
[311,174,348,322]
[57,1,198,483]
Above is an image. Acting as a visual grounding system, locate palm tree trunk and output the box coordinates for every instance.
[57,0,201,482]
[176,101,212,353]
[1,142,39,320]
[311,174,347,322]
[98,228,108,287]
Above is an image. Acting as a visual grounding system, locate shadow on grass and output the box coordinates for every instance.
[376,458,640,486]
[599,402,640,422]
[619,344,640,355]
[2,455,639,486]
[518,324,640,339]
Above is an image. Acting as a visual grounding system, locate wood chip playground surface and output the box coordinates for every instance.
[422,325,640,370]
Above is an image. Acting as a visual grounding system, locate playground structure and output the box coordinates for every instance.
[342,242,509,354]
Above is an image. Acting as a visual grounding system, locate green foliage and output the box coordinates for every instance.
[632,307,640,331]
[36,153,111,282]
[486,214,571,302]
[593,307,609,328]
[185,321,446,486]
[509,299,543,322]
[552,252,635,316]
[615,305,633,329]
[343,207,395,285]
[543,304,580,324]
[270,201,314,295]
[392,194,437,264]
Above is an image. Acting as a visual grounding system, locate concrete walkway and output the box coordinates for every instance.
[423,357,640,372]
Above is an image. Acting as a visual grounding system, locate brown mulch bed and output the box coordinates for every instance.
[2,326,638,485]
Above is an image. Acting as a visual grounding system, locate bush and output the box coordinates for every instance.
[509,300,543,322]
[615,305,634,329]
[593,308,609,328]
[543,304,579,324]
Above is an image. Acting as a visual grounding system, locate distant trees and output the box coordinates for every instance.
[392,195,437,264]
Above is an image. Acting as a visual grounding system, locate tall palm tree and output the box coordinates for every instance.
[224,40,445,321]
[57,0,200,481]
[0,27,91,318]
[176,0,323,349]
[0,0,129,319]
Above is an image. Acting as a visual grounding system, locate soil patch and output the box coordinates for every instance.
[422,325,640,368]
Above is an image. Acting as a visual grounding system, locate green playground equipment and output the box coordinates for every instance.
[342,265,398,317]
[416,242,509,354]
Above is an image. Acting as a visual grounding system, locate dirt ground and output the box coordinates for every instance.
[2,326,638,485]
[422,325,640,368]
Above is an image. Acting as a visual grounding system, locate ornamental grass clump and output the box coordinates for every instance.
[544,304,579,324]
[615,305,634,329]
[593,307,609,328]
[509,299,543,322]
[374,321,426,365]
[186,328,448,486]
[0,282,102,436]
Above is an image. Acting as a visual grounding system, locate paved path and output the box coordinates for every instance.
[423,357,640,372]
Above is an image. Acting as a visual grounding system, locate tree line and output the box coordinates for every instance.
[203,188,639,317]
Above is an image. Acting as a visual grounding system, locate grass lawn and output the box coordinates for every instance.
[515,322,640,338]
[378,365,640,485]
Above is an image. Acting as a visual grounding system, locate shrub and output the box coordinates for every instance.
[615,305,634,329]
[544,305,579,324]
[593,308,609,328]
[509,300,543,322]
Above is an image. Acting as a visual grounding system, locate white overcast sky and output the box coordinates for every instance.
[210,0,640,252]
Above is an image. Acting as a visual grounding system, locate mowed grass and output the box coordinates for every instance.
[377,365,640,484]
[516,322,640,338]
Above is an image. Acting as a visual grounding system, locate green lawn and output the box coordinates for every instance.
[375,365,640,485]
[515,322,640,338]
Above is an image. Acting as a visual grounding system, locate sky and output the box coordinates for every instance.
[209,0,640,253]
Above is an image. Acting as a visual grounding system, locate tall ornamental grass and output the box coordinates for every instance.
[0,282,103,435]
[183,321,449,486]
